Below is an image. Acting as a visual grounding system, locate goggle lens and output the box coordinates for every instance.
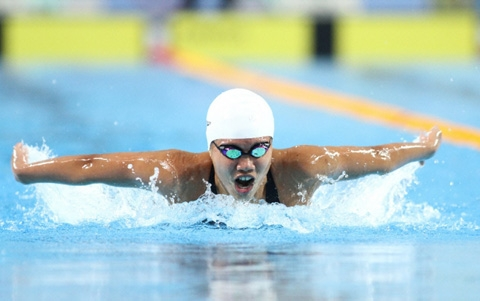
[251,146,267,158]
[225,148,242,159]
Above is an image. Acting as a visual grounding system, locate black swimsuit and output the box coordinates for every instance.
[208,166,280,204]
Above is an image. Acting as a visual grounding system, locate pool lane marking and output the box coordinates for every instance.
[171,50,480,151]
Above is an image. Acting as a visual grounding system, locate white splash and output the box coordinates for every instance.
[310,163,440,227]
[22,143,442,232]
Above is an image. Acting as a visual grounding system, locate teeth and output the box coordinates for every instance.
[236,176,254,189]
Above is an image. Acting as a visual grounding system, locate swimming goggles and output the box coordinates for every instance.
[212,141,271,160]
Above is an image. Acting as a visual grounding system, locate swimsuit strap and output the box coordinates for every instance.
[265,170,280,204]
[209,165,218,194]
[208,165,279,203]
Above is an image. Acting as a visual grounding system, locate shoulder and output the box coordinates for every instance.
[270,145,335,185]
[162,149,211,162]
[151,150,213,202]
[271,145,328,166]
[269,146,327,206]
[158,150,212,173]
[270,145,327,182]
[270,145,345,206]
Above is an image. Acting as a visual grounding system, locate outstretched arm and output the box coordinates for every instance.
[11,143,208,195]
[305,127,442,181]
[11,142,169,187]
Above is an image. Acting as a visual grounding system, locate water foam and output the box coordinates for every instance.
[22,143,444,233]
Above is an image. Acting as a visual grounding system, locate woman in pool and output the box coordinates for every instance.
[12,88,442,206]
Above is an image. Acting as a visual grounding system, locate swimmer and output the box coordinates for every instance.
[11,88,442,206]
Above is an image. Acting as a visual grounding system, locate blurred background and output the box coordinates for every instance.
[0,0,478,65]
[1,4,479,300]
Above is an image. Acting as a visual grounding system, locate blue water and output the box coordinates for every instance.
[1,60,480,300]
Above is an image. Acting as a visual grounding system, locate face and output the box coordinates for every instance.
[209,137,273,202]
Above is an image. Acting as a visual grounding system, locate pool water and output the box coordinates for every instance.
[1,60,480,300]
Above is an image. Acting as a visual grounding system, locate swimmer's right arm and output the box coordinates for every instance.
[11,142,181,190]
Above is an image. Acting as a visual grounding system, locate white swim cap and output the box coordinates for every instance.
[206,88,274,148]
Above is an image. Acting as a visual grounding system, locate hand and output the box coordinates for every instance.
[11,142,29,181]
[421,126,442,150]
[418,126,442,165]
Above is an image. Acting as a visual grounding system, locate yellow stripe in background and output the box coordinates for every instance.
[169,12,312,62]
[336,12,477,62]
[4,15,145,63]
[172,50,480,151]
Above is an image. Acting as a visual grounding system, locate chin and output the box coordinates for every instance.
[229,190,253,202]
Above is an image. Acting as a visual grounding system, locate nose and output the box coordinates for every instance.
[236,155,254,172]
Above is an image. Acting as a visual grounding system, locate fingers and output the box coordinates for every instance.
[14,142,25,153]
[420,127,442,148]
[429,126,442,148]
[12,142,28,170]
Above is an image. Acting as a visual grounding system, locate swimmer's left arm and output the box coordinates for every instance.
[307,127,442,181]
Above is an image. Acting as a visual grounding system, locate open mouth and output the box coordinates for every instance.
[235,175,255,193]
